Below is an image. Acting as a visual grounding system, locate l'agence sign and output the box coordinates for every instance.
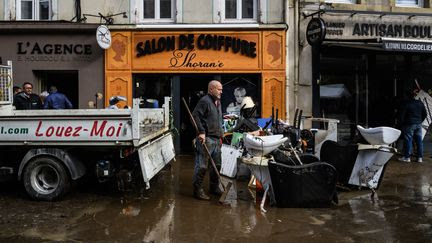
[132,32,260,70]
[16,42,94,62]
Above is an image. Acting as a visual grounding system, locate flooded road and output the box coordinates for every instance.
[0,154,431,242]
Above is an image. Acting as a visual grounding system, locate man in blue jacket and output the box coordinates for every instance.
[399,88,427,163]
[43,86,73,109]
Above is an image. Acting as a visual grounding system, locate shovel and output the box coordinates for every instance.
[182,98,232,204]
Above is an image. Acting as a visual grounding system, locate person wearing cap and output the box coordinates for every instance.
[107,96,127,109]
[43,86,73,109]
[398,87,427,163]
[13,86,22,96]
[191,80,224,200]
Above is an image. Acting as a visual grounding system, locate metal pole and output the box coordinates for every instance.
[365,56,369,127]
[355,63,359,128]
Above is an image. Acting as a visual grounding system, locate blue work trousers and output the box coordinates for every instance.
[192,137,221,190]
[402,123,423,159]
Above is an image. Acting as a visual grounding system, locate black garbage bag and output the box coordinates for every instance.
[320,140,358,185]
[268,161,338,208]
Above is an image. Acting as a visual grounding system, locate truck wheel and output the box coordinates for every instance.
[23,156,71,201]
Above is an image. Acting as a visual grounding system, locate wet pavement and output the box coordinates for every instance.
[0,153,431,242]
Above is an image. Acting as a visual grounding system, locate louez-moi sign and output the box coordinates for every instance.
[0,119,131,141]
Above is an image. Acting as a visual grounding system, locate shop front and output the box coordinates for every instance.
[302,13,432,141]
[105,29,286,151]
[0,22,104,109]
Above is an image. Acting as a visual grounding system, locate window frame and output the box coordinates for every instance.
[218,0,258,23]
[395,0,423,7]
[16,0,53,20]
[138,0,175,23]
[324,0,356,4]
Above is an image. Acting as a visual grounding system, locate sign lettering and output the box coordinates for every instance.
[136,34,257,58]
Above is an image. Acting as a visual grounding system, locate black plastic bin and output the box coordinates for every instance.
[268,160,338,208]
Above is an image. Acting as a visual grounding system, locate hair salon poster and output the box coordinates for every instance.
[221,75,260,116]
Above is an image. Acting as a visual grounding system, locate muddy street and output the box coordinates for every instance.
[0,154,431,242]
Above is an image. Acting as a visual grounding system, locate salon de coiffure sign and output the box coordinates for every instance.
[133,33,259,70]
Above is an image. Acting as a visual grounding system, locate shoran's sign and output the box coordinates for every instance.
[132,32,260,70]
[136,34,257,58]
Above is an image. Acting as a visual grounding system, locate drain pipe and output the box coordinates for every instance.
[294,0,300,115]
[286,0,300,122]
[285,0,291,121]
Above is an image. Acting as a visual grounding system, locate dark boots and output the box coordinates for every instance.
[193,168,209,200]
[193,187,210,200]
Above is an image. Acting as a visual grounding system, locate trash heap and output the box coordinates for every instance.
[221,98,401,212]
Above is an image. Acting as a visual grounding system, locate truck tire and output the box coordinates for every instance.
[23,156,71,201]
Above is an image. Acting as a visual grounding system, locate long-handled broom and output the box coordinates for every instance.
[182,98,232,204]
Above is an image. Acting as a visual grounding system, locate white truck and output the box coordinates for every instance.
[0,61,175,200]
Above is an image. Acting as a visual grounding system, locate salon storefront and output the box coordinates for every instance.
[105,29,286,151]
[0,22,104,109]
[302,12,432,141]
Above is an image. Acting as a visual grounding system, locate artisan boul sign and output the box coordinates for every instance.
[321,15,432,40]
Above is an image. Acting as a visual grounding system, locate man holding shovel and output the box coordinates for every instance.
[192,80,224,200]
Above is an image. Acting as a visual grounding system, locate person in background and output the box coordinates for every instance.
[107,95,127,109]
[399,88,427,163]
[226,86,246,116]
[192,80,224,200]
[13,82,42,110]
[39,91,49,105]
[43,86,73,109]
[13,86,22,96]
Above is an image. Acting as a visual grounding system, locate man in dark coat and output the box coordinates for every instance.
[399,88,427,163]
[13,82,42,110]
[191,80,224,200]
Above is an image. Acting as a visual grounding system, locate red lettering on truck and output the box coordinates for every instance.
[116,123,123,136]
[34,121,84,137]
[90,120,107,137]
[73,126,82,137]
[35,121,43,137]
[64,127,73,137]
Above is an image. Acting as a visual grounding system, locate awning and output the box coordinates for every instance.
[380,37,432,53]
[322,37,432,53]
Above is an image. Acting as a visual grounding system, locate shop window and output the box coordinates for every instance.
[36,70,79,109]
[216,0,258,23]
[138,0,175,22]
[16,0,52,20]
[396,0,423,7]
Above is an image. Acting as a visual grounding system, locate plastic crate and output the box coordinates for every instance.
[221,144,242,178]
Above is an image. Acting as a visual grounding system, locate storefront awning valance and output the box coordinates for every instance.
[322,37,432,53]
